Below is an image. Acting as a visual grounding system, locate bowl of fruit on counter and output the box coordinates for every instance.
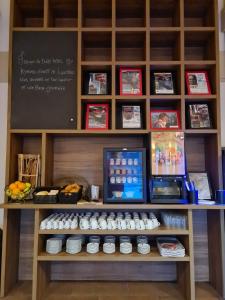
[5,181,32,202]
[58,183,83,204]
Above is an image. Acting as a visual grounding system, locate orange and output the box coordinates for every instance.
[12,188,20,195]
[15,181,21,185]
[9,183,17,190]
[17,182,25,191]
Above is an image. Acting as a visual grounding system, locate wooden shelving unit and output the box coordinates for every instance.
[1,1,224,300]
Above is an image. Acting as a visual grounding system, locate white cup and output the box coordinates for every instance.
[152,218,160,228]
[99,219,107,230]
[80,218,90,230]
[135,219,141,230]
[90,218,98,230]
[129,220,135,230]
[145,219,154,230]
[139,220,145,230]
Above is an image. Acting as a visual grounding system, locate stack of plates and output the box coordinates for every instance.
[66,236,82,254]
[157,237,185,257]
[46,238,63,254]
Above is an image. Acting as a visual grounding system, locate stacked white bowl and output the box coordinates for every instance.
[46,237,63,254]
[66,236,82,254]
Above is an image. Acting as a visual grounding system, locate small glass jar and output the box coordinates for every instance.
[89,236,100,244]
[137,236,148,244]
[104,236,116,243]
[119,236,130,244]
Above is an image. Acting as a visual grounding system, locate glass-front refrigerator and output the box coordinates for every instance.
[103,148,147,203]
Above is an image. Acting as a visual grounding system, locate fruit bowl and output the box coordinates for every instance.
[5,181,32,202]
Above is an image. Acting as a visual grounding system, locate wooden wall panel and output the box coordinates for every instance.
[53,136,145,187]
[193,210,209,282]
[185,136,205,172]
[51,262,177,281]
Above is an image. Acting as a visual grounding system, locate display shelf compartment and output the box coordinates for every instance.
[184,64,217,95]
[8,133,42,185]
[115,99,146,130]
[116,32,146,62]
[185,99,217,130]
[150,31,180,61]
[81,101,112,130]
[38,248,190,262]
[116,65,146,96]
[82,0,112,27]
[185,133,220,192]
[150,0,180,27]
[150,64,181,95]
[48,0,78,27]
[185,31,216,61]
[82,32,112,61]
[150,99,182,130]
[116,0,146,27]
[184,0,215,27]
[81,65,112,96]
[13,0,44,27]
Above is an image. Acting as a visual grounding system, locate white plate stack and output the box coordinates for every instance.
[46,238,63,254]
[157,237,185,257]
[66,236,82,254]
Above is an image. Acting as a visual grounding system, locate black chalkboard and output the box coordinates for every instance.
[11,32,77,129]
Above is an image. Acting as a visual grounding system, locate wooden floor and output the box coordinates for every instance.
[1,281,221,300]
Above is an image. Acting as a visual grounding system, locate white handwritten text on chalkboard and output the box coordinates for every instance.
[18,51,75,94]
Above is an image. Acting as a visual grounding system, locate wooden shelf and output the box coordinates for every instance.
[38,226,190,236]
[0,281,221,300]
[184,27,216,32]
[150,61,181,65]
[150,95,181,100]
[150,27,181,32]
[116,96,147,100]
[81,61,113,66]
[81,27,112,32]
[185,95,217,100]
[81,95,112,100]
[184,60,216,65]
[116,61,147,66]
[9,129,149,135]
[185,129,218,135]
[38,248,190,262]
[1,202,224,210]
[116,27,147,32]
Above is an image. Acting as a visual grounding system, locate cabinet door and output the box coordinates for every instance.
[11,32,77,129]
